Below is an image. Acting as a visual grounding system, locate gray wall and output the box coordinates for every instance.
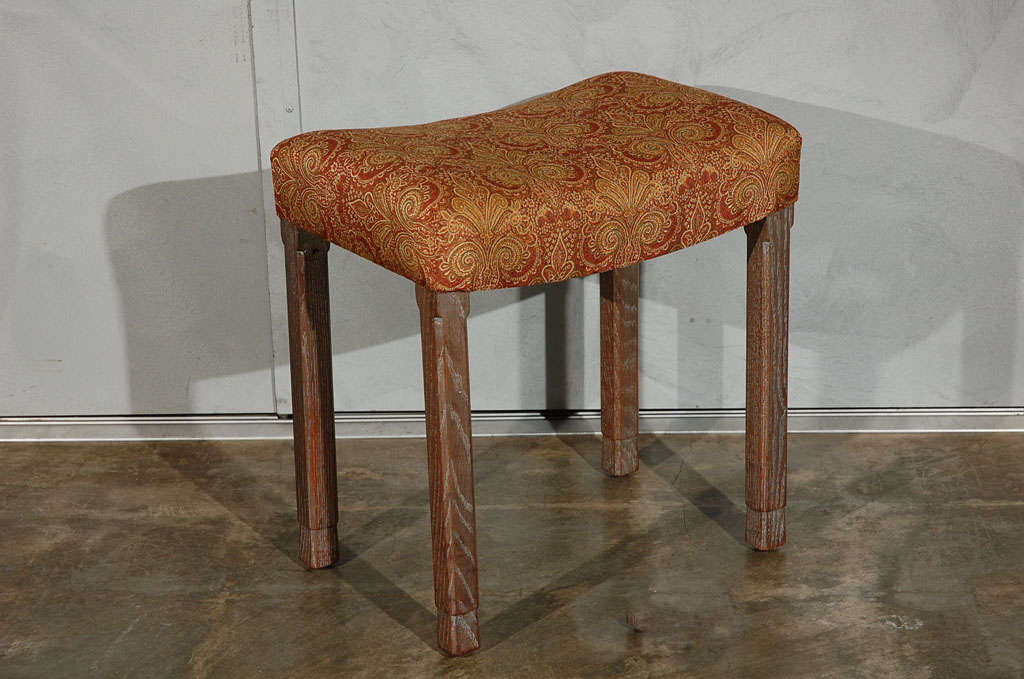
[2,0,1022,417]
[1,1,274,415]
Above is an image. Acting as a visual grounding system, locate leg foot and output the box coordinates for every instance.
[298,525,340,568]
[601,437,638,477]
[746,507,786,551]
[437,609,481,656]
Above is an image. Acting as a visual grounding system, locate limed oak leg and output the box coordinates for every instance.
[744,206,793,551]
[600,264,640,477]
[281,219,339,568]
[415,286,481,656]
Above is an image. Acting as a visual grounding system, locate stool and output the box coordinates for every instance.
[271,71,801,655]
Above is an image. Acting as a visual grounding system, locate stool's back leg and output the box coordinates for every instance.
[600,264,640,476]
[744,206,793,551]
[281,219,339,569]
[415,286,480,656]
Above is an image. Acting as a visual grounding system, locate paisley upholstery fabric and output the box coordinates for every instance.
[272,71,801,292]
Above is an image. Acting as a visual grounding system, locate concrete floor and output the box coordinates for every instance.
[1,433,1022,678]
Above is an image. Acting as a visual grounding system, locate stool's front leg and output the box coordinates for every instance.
[281,220,339,569]
[600,264,640,476]
[415,286,480,656]
[744,206,793,551]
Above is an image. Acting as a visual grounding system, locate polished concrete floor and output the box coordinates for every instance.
[1,433,1022,678]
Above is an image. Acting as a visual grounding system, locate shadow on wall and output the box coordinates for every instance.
[105,174,273,413]
[103,175,544,413]
[104,89,1022,414]
[715,88,1021,408]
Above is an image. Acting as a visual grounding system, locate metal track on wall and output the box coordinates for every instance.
[1,408,1021,441]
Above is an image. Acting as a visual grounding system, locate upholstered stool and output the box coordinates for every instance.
[271,71,800,656]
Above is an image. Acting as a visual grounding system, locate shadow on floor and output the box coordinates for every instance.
[153,442,440,649]
[152,432,750,653]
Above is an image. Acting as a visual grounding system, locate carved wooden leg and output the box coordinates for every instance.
[415,285,480,656]
[600,264,640,477]
[744,206,793,551]
[281,219,338,569]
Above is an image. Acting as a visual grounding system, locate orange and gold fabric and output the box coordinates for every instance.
[272,71,801,292]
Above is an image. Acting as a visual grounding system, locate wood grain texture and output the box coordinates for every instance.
[416,285,481,656]
[437,610,480,657]
[281,219,339,569]
[744,206,793,551]
[600,264,640,477]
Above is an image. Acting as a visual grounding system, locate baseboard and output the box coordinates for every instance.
[0,407,1022,441]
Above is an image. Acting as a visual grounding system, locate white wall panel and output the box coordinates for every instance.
[0,1,275,414]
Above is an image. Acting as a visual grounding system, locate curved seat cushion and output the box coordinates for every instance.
[272,71,800,292]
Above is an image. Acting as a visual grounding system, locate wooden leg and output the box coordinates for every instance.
[415,285,481,656]
[600,264,640,477]
[744,206,793,551]
[281,219,339,569]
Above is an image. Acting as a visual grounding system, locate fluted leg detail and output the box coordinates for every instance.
[416,286,480,656]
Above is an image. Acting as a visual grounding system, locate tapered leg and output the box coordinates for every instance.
[415,285,480,656]
[744,206,793,551]
[281,219,339,569]
[600,264,640,477]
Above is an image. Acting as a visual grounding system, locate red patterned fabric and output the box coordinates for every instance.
[272,71,800,292]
